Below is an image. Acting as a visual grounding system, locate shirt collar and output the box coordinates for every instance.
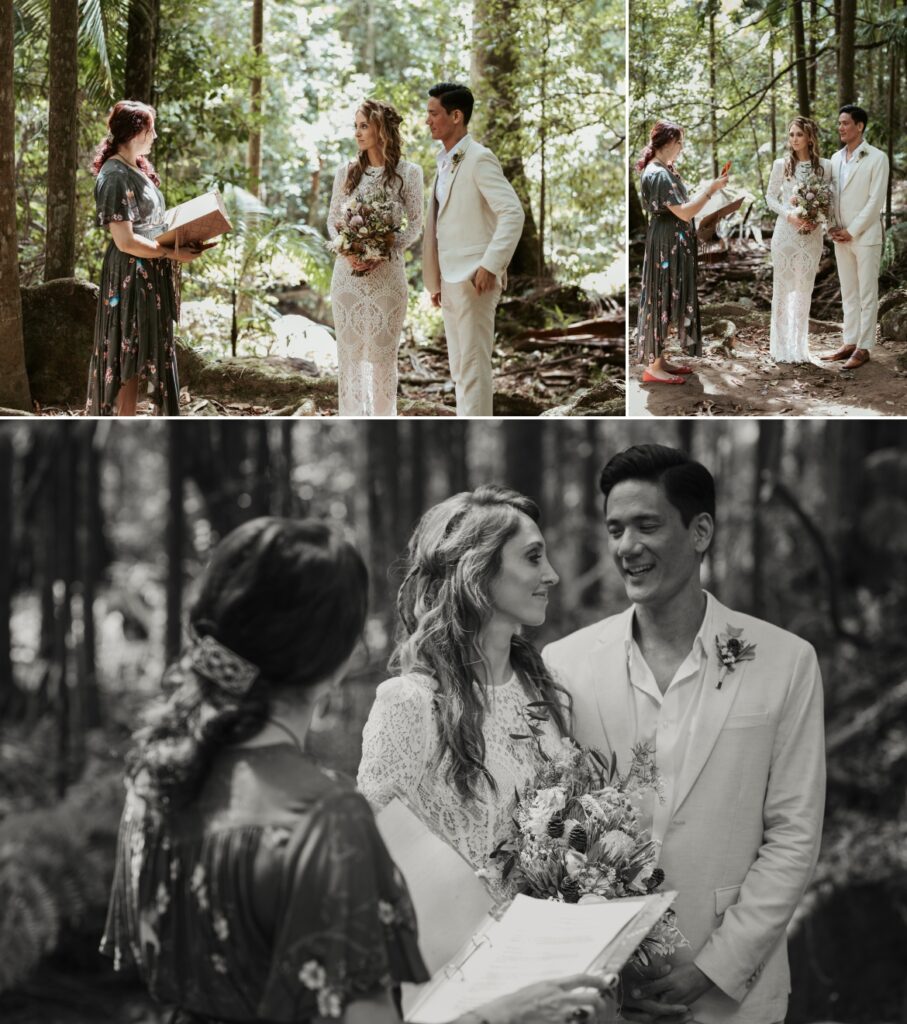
[436,133,471,166]
[623,590,715,659]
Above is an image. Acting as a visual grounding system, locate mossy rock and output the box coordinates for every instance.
[177,350,337,410]
[701,302,769,330]
[541,379,625,417]
[21,278,98,407]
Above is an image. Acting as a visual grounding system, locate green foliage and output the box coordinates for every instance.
[0,756,124,992]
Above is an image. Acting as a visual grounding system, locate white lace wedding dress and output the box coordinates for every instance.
[328,160,424,416]
[766,157,832,363]
[357,673,563,898]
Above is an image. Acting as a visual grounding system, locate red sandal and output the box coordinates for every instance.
[642,370,686,384]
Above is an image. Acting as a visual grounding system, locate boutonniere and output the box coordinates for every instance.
[452,150,465,168]
[715,624,757,689]
[857,146,868,160]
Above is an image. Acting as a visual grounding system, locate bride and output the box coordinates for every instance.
[328,100,424,416]
[766,116,832,363]
[357,486,571,898]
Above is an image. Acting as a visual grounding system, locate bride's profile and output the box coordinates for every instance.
[357,485,571,897]
[328,99,424,417]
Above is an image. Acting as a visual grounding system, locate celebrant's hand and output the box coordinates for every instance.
[473,267,497,294]
[630,963,713,1011]
[709,172,729,194]
[467,973,610,1024]
[160,246,204,263]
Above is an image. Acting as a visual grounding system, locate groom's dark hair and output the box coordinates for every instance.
[429,82,474,126]
[599,444,716,526]
[839,104,869,131]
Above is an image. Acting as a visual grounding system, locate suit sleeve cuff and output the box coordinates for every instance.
[693,948,746,1004]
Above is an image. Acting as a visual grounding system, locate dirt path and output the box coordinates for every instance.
[628,321,906,417]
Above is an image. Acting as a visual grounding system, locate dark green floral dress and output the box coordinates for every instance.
[636,161,702,363]
[101,746,428,1023]
[87,158,181,415]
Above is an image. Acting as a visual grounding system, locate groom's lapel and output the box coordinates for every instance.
[841,147,869,192]
[588,609,634,771]
[438,137,473,219]
[672,607,744,813]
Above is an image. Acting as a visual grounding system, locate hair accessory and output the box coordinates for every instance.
[188,633,258,696]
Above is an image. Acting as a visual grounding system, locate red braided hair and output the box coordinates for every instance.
[91,101,160,186]
[635,120,684,173]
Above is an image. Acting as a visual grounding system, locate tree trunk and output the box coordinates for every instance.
[0,0,32,410]
[886,43,897,230]
[45,0,80,281]
[503,422,544,506]
[0,432,13,714]
[166,423,183,664]
[808,0,818,98]
[838,0,856,105]
[471,0,542,278]
[366,423,401,650]
[791,0,811,116]
[629,178,646,237]
[124,0,162,103]
[445,424,469,495]
[248,0,264,197]
[770,33,777,155]
[53,428,74,796]
[74,422,101,729]
[709,3,719,176]
[752,421,785,617]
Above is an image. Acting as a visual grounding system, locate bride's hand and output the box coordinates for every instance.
[787,213,813,231]
[346,254,378,273]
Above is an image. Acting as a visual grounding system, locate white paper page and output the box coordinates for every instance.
[407,894,642,1023]
[375,799,493,974]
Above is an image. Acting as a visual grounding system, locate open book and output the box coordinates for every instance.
[375,799,677,1024]
[155,189,232,248]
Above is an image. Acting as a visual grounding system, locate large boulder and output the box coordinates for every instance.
[21,278,98,407]
[879,288,907,344]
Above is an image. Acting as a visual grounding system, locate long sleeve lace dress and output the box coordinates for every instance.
[328,161,424,416]
[766,157,832,363]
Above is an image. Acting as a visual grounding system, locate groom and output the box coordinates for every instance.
[543,445,825,1024]
[422,83,525,417]
[821,104,890,370]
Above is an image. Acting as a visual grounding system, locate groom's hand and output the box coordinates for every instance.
[832,228,853,242]
[631,963,713,1009]
[620,963,691,1023]
[473,267,498,294]
[430,290,442,307]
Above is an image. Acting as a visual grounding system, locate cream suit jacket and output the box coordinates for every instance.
[422,136,524,293]
[542,595,825,1024]
[830,142,889,246]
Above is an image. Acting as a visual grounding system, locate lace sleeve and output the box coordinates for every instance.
[396,162,424,252]
[766,159,786,218]
[357,676,435,812]
[327,163,348,242]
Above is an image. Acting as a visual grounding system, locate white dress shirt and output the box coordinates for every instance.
[624,593,717,848]
[435,134,470,207]
[838,143,862,192]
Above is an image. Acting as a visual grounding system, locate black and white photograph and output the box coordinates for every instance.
[0,419,903,1024]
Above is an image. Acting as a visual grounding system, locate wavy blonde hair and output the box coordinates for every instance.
[783,116,824,180]
[391,485,571,800]
[344,99,405,196]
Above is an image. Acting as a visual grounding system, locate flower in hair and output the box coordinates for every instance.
[188,634,258,696]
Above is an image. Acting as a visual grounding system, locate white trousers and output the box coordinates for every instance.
[440,278,502,417]
[834,241,882,351]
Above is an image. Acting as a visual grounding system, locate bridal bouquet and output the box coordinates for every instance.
[486,725,685,968]
[328,186,403,276]
[789,173,833,234]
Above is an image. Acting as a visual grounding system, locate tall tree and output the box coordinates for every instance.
[0,432,13,713]
[248,0,265,197]
[45,0,80,281]
[166,423,183,664]
[791,0,811,116]
[0,0,32,411]
[838,0,856,105]
[708,1,719,175]
[124,0,162,103]
[471,0,542,278]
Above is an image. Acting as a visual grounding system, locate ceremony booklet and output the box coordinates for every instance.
[375,798,677,1024]
[155,189,232,248]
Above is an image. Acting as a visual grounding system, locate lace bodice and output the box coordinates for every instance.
[357,673,563,894]
[328,160,424,416]
[328,161,424,253]
[766,158,832,363]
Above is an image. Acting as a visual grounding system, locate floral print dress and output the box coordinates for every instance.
[636,161,702,363]
[101,745,427,1022]
[86,158,181,415]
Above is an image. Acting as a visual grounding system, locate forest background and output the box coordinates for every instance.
[628,0,907,417]
[0,419,905,1023]
[0,0,625,417]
